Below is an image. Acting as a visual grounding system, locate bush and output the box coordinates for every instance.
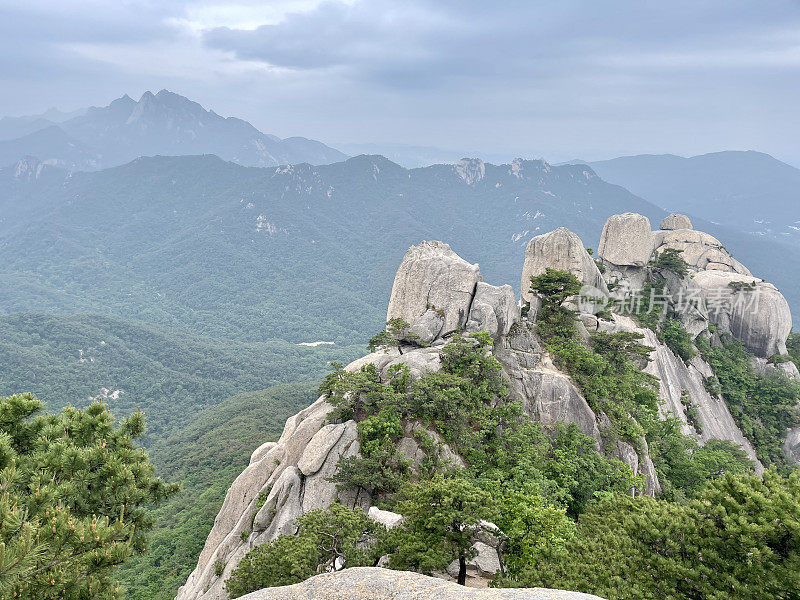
[651,248,689,277]
[225,504,386,598]
[660,318,697,362]
[512,471,800,600]
[698,336,800,467]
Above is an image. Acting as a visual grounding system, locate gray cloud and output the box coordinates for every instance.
[0,0,799,164]
[203,0,800,85]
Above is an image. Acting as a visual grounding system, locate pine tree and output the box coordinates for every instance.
[0,393,178,599]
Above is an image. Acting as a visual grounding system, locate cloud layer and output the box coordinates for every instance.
[1,0,799,163]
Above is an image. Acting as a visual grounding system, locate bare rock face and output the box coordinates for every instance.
[598,213,653,267]
[784,427,800,465]
[660,214,693,230]
[176,397,343,600]
[239,567,608,600]
[654,269,709,337]
[387,241,482,340]
[466,282,520,339]
[694,271,792,357]
[496,322,602,443]
[367,506,403,529]
[597,314,762,471]
[249,441,277,466]
[652,229,751,275]
[520,228,607,304]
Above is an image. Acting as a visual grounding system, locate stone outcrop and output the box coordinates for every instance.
[466,282,519,339]
[659,214,693,230]
[598,213,653,267]
[238,568,607,600]
[652,229,750,275]
[694,271,792,357]
[520,228,607,304]
[180,214,798,600]
[387,241,482,340]
[593,314,762,471]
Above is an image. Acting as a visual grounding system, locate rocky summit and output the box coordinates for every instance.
[237,568,606,599]
[176,213,798,600]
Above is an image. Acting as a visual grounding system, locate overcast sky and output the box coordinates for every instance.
[1,0,799,164]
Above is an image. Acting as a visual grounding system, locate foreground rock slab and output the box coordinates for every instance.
[239,568,606,600]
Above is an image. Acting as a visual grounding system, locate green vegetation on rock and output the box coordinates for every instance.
[225,504,385,598]
[698,336,800,468]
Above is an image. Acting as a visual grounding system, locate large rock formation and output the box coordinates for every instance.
[178,213,798,600]
[694,271,792,357]
[652,229,750,275]
[520,228,607,304]
[238,568,607,600]
[598,213,653,267]
[659,213,693,231]
[466,282,519,339]
[387,241,482,341]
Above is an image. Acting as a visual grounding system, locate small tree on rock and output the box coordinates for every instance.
[368,318,424,354]
[388,474,498,585]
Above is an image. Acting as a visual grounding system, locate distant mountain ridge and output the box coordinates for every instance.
[0,90,347,170]
[582,151,800,245]
[2,153,798,345]
[0,105,88,141]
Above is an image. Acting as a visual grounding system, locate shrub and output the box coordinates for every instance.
[511,471,800,600]
[651,248,689,277]
[226,504,386,598]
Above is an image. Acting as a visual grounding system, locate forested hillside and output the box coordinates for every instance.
[0,313,360,441]
[3,154,799,346]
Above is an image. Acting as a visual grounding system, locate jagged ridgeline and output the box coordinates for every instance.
[177,213,800,599]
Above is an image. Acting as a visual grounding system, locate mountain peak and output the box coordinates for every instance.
[1,91,347,170]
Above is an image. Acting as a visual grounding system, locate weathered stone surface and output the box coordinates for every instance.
[660,214,693,230]
[600,314,762,471]
[249,441,277,466]
[447,541,502,579]
[525,364,601,441]
[466,282,520,339]
[655,269,709,337]
[240,567,608,599]
[380,347,443,381]
[652,229,751,275]
[298,423,349,476]
[368,506,403,529]
[252,466,303,537]
[345,348,402,373]
[176,397,339,600]
[521,228,607,304]
[694,271,792,357]
[784,427,800,465]
[598,213,653,267]
[387,241,482,338]
[176,443,284,600]
[302,421,360,513]
[410,309,445,344]
[496,323,601,443]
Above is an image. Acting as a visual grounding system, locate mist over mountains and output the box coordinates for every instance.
[0,90,347,170]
